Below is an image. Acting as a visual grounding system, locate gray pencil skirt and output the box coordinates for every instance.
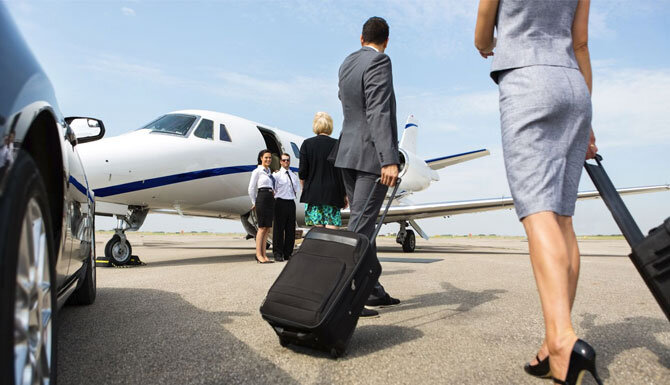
[498,65,592,220]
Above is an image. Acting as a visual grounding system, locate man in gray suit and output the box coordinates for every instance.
[335,17,400,316]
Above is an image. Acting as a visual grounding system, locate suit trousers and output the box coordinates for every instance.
[273,198,296,258]
[341,168,389,300]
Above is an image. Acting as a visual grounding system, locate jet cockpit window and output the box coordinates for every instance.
[141,114,197,136]
[194,119,214,140]
[220,124,232,142]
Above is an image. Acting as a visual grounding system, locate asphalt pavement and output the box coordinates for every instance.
[56,233,670,384]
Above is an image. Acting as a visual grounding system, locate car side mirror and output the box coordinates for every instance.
[65,117,105,144]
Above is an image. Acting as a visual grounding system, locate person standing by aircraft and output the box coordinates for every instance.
[272,153,301,262]
[299,112,347,230]
[476,1,601,384]
[248,149,275,264]
[334,17,401,317]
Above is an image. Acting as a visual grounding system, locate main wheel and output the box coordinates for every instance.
[402,230,416,252]
[0,151,57,385]
[105,234,132,265]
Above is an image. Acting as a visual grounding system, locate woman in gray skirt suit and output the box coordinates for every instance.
[476,1,601,384]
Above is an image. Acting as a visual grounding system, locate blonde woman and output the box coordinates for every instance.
[476,1,600,384]
[298,112,347,228]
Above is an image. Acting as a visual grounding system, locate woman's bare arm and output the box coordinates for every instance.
[475,0,499,58]
[573,0,597,159]
[572,0,592,94]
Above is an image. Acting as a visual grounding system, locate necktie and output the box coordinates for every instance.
[267,169,276,190]
[287,170,296,198]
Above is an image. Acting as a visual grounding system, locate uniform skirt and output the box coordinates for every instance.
[255,189,275,228]
[498,65,592,220]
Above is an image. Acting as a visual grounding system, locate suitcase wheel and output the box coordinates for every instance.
[330,348,343,359]
[279,337,290,348]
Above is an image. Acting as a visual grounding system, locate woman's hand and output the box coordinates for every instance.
[251,204,255,211]
[478,37,496,58]
[585,128,598,160]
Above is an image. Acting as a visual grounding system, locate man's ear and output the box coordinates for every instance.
[382,38,389,50]
[360,35,365,46]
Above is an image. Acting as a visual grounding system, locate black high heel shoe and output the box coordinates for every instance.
[552,339,603,385]
[255,256,274,264]
[524,354,551,378]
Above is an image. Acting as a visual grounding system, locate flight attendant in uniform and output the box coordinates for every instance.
[248,149,275,264]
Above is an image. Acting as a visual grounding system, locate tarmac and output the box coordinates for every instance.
[56,233,670,384]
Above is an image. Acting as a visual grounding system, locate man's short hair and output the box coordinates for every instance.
[362,17,389,44]
[312,111,333,135]
[281,153,291,160]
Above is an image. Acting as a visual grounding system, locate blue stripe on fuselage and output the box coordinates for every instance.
[93,165,258,197]
[425,149,487,164]
[69,176,95,203]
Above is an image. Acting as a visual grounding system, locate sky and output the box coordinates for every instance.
[5,0,670,236]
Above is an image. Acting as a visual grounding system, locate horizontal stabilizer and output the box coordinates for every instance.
[426,149,490,170]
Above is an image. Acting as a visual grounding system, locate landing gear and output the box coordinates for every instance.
[402,230,416,252]
[103,207,147,266]
[105,234,132,265]
[396,221,416,253]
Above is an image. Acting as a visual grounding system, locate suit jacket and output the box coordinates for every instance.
[335,46,399,175]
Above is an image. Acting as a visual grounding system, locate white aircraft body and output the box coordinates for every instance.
[76,110,669,265]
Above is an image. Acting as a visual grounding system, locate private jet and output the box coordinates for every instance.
[75,110,669,265]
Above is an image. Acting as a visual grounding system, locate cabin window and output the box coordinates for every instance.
[220,124,232,142]
[291,142,300,159]
[194,119,214,140]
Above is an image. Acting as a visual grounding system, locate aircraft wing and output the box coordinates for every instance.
[341,185,669,223]
[425,149,490,170]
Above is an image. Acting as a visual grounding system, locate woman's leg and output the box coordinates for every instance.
[522,211,578,380]
[256,227,269,261]
[530,215,581,363]
[261,227,270,258]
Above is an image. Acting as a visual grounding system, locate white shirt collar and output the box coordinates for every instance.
[363,44,379,52]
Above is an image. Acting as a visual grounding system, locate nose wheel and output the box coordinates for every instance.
[104,234,132,265]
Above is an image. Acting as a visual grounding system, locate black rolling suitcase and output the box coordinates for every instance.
[260,178,401,357]
[584,155,670,321]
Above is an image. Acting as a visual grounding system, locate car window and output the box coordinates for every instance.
[193,119,214,140]
[291,142,300,159]
[220,124,232,142]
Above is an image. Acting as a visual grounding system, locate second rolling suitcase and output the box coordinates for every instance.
[260,178,400,357]
[584,155,670,321]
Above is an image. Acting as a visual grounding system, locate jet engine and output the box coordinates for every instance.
[397,148,439,193]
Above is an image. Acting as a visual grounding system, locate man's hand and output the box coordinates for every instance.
[251,205,255,211]
[585,128,598,160]
[343,196,349,209]
[380,164,399,187]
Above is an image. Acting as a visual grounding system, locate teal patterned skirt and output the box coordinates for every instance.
[305,204,342,226]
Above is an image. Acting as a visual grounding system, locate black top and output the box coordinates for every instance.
[299,135,346,207]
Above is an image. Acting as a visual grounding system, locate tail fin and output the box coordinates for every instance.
[399,114,418,154]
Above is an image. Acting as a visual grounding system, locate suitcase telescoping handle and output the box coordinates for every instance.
[584,154,644,247]
[351,177,402,243]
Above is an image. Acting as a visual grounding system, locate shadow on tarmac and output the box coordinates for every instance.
[57,288,299,384]
[142,253,258,267]
[384,282,506,327]
[579,313,670,380]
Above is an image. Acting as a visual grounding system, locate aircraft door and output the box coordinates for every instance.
[256,126,283,172]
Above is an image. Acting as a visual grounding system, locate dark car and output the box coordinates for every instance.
[0,5,105,384]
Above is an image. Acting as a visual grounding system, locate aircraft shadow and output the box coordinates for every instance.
[57,288,299,385]
[383,281,507,321]
[140,253,260,267]
[578,313,670,380]
[378,245,623,258]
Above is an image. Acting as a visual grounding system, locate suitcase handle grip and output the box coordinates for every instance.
[350,177,402,242]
